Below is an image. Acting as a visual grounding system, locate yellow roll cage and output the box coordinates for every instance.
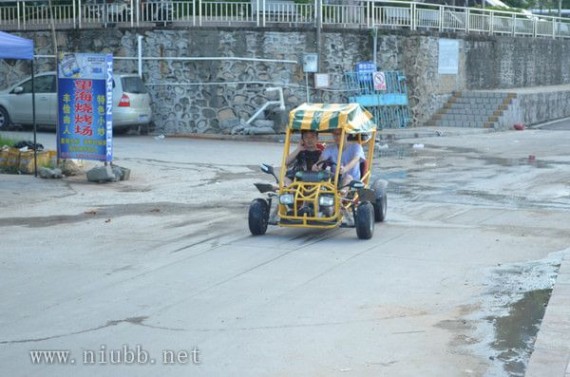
[276,103,378,229]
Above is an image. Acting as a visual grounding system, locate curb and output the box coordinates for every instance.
[166,133,286,143]
[528,117,570,130]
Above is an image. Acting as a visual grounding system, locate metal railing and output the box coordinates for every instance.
[2,0,570,39]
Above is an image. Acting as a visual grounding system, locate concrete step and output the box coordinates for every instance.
[427,90,516,129]
[444,108,497,115]
[455,91,508,99]
[439,115,489,122]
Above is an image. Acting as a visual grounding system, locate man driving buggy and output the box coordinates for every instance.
[283,130,323,186]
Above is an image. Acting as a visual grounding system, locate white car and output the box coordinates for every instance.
[0,71,153,134]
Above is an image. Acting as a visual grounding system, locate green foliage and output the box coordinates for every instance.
[0,134,16,148]
[489,0,570,12]
[503,0,528,8]
[473,4,527,13]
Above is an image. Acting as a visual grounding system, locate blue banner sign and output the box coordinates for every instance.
[57,53,113,162]
[355,61,376,82]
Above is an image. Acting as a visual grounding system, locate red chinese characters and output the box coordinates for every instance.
[73,79,94,136]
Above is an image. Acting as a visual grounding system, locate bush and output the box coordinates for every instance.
[0,134,16,148]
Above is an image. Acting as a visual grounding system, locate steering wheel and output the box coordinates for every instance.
[316,158,336,170]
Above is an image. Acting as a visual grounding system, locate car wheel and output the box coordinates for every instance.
[248,198,269,236]
[355,201,374,240]
[113,127,129,135]
[139,123,151,135]
[0,107,11,130]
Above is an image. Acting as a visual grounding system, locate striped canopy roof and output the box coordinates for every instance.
[288,103,376,133]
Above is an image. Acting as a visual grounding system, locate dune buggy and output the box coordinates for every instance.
[248,103,387,240]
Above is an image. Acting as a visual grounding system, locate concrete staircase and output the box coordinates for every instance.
[427,91,517,129]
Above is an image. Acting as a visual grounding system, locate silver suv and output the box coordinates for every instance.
[0,72,152,134]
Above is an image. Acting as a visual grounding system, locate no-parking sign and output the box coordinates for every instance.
[373,71,386,91]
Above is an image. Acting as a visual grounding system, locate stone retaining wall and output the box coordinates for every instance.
[2,28,570,134]
[500,87,570,129]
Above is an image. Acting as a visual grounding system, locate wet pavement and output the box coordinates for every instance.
[382,122,570,377]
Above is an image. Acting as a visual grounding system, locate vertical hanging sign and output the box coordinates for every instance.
[57,53,113,162]
[438,39,459,75]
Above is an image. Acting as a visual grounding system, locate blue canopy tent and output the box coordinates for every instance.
[0,31,39,176]
[0,31,34,60]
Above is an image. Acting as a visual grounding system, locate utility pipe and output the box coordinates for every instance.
[137,34,143,77]
[246,86,285,125]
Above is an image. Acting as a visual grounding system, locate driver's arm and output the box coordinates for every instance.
[285,139,304,166]
[341,144,365,173]
[311,156,323,171]
[343,155,361,173]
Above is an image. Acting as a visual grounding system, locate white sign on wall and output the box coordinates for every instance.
[314,73,330,88]
[438,39,459,75]
[302,53,318,73]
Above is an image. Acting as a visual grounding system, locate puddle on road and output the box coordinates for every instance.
[464,256,562,377]
[376,143,562,168]
[483,157,552,169]
[372,143,570,208]
[487,288,552,376]
[376,145,410,159]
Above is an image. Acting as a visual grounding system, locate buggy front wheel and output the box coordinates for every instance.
[355,201,374,240]
[248,198,269,236]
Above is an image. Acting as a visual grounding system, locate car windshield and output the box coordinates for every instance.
[121,76,147,94]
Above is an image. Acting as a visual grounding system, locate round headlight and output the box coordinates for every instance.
[319,195,335,207]
[279,194,294,205]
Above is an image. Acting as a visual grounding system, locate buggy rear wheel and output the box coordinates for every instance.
[371,179,388,222]
[248,198,269,236]
[373,194,387,222]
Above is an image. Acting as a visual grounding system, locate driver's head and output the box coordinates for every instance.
[301,131,318,148]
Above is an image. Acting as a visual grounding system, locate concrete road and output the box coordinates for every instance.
[1,129,569,377]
